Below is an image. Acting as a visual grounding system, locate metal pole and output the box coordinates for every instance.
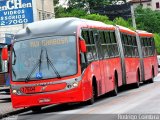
[41,0,45,20]
[140,0,142,6]
[131,5,137,29]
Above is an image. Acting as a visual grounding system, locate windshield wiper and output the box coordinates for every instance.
[25,48,43,82]
[45,48,61,79]
[12,48,17,78]
[12,67,16,78]
[12,48,17,65]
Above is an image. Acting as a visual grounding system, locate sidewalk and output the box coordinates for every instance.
[0,95,22,119]
[0,94,30,119]
[0,95,13,115]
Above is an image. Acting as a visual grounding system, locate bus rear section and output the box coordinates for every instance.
[10,18,122,109]
[136,30,158,82]
[81,26,123,98]
[116,26,141,87]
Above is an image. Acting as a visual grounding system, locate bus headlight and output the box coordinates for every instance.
[72,82,78,87]
[12,89,17,94]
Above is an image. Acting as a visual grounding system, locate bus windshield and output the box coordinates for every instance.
[12,36,77,82]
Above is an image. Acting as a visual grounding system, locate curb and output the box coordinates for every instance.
[0,107,31,119]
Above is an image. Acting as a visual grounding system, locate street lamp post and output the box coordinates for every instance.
[131,5,137,29]
[41,0,45,20]
[140,0,142,6]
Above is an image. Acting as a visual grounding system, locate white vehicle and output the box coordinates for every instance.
[116,1,125,5]
[157,55,160,72]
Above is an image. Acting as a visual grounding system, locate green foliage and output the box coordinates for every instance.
[67,0,111,10]
[67,0,127,10]
[135,6,160,33]
[113,17,134,30]
[56,8,87,18]
[55,8,113,24]
[53,0,59,5]
[54,6,67,18]
[67,0,86,11]
[154,33,160,54]
[82,14,113,24]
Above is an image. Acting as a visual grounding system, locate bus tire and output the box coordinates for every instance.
[31,106,42,113]
[111,72,118,96]
[149,67,154,83]
[87,78,97,105]
[134,70,140,88]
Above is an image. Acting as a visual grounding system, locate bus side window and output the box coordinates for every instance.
[108,32,114,57]
[81,30,92,63]
[121,34,126,56]
[100,31,109,58]
[104,31,110,58]
[89,30,98,60]
[151,37,155,56]
[82,29,101,63]
[81,30,90,44]
[148,38,151,56]
[144,38,149,57]
[110,32,119,57]
[141,38,146,57]
[127,35,133,57]
[132,36,139,57]
[123,34,129,57]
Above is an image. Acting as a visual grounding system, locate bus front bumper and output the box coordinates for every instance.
[11,81,84,109]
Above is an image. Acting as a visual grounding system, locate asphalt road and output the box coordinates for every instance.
[5,75,160,120]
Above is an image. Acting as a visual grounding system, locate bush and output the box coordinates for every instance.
[154,33,160,54]
[113,17,134,30]
[82,14,113,24]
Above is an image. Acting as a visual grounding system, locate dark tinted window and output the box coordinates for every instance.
[82,30,98,62]
[121,33,138,58]
[140,37,155,57]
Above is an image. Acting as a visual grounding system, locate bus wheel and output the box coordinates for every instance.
[87,81,97,105]
[111,77,118,96]
[134,72,140,88]
[149,68,154,83]
[31,106,42,113]
[149,78,154,83]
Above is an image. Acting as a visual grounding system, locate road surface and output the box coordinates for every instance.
[4,75,160,120]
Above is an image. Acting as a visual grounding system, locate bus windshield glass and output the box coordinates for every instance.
[12,36,77,82]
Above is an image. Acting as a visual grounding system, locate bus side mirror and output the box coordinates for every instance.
[80,39,87,53]
[2,47,8,61]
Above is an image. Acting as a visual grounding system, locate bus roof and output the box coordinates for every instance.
[116,25,136,35]
[15,17,115,41]
[136,30,153,37]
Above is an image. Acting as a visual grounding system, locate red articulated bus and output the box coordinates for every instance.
[1,18,157,111]
[136,30,158,83]
[115,25,141,87]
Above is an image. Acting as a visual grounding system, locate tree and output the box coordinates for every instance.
[67,0,127,10]
[154,33,160,54]
[135,6,160,33]
[67,0,111,11]
[83,14,113,24]
[53,0,59,6]
[113,17,133,29]
[55,8,87,18]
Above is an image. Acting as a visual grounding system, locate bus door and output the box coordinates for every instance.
[93,31,106,95]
